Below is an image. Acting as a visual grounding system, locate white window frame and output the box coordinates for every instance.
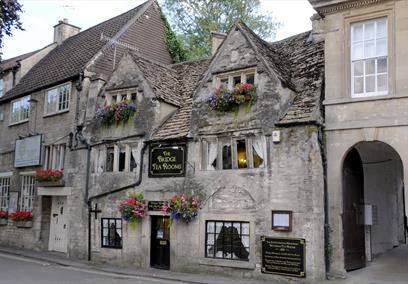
[351,17,388,98]
[213,68,256,90]
[43,144,66,170]
[0,79,4,98]
[44,82,71,115]
[0,172,12,211]
[202,135,266,171]
[10,95,30,125]
[20,174,36,212]
[105,87,138,106]
[94,141,141,173]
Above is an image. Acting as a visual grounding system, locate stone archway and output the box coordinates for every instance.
[342,141,406,271]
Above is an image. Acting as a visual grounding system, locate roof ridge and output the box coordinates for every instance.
[170,57,211,67]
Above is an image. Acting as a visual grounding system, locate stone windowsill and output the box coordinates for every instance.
[198,257,256,270]
[37,186,72,196]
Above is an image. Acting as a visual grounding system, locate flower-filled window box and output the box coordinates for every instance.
[208,83,256,113]
[96,101,136,126]
[35,169,64,187]
[0,210,8,226]
[119,193,147,228]
[161,193,200,224]
[10,210,33,228]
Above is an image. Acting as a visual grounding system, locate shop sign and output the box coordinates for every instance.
[148,201,165,211]
[149,145,186,177]
[14,135,42,168]
[261,236,306,278]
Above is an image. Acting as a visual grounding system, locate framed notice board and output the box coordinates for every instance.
[149,145,186,177]
[261,236,306,278]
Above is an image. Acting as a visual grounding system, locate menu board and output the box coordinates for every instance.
[261,236,305,278]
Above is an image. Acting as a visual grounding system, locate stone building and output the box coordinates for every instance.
[308,0,408,279]
[0,1,330,283]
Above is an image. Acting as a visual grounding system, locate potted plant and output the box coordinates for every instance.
[161,193,200,224]
[95,101,136,126]
[35,168,64,187]
[10,211,33,228]
[118,193,147,229]
[0,210,8,226]
[208,83,257,113]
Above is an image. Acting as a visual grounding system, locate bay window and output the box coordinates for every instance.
[351,17,387,97]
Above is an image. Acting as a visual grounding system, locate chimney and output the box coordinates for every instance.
[211,31,227,55]
[53,18,81,45]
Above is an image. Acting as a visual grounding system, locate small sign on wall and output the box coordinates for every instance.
[149,145,186,177]
[148,201,165,211]
[272,210,292,232]
[14,135,42,168]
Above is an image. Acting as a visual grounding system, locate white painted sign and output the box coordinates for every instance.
[14,135,42,167]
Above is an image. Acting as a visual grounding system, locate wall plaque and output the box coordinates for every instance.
[148,201,165,211]
[149,145,186,177]
[261,236,306,278]
[14,135,42,168]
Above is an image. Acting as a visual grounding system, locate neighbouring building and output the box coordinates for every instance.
[308,0,408,279]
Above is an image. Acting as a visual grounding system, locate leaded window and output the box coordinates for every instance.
[205,221,250,261]
[10,96,30,124]
[0,177,10,211]
[46,83,71,115]
[20,175,36,211]
[101,218,122,249]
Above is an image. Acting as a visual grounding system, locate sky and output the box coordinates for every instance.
[1,0,316,60]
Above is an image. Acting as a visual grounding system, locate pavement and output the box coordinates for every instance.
[0,246,278,284]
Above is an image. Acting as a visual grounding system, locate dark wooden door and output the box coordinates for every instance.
[150,216,170,269]
[343,148,366,271]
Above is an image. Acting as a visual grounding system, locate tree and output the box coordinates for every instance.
[161,0,280,59]
[0,0,24,61]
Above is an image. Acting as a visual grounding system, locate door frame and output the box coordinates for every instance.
[150,215,170,270]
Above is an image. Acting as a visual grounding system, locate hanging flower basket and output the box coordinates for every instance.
[208,83,257,113]
[95,101,136,126]
[0,210,8,226]
[10,211,33,228]
[118,193,147,228]
[161,193,200,224]
[35,169,64,187]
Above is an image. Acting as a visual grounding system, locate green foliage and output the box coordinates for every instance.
[160,0,280,59]
[0,0,24,60]
[159,9,187,63]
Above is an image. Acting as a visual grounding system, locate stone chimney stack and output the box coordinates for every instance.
[53,19,81,45]
[211,31,227,55]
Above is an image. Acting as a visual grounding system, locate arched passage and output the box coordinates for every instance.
[342,141,406,271]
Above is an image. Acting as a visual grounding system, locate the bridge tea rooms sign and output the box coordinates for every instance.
[14,135,42,167]
[149,145,186,177]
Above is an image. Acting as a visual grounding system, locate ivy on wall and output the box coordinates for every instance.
[159,10,187,63]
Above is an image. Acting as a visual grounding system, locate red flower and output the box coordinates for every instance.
[10,211,33,221]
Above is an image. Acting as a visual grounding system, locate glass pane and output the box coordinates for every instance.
[215,222,223,233]
[224,222,232,228]
[206,246,214,256]
[241,236,250,247]
[220,78,228,89]
[377,74,388,92]
[352,43,364,60]
[365,75,375,92]
[207,222,214,233]
[233,76,241,86]
[354,77,364,94]
[352,24,363,42]
[376,38,387,56]
[103,219,108,227]
[377,19,387,38]
[245,74,255,85]
[222,144,232,169]
[207,235,215,245]
[236,140,247,169]
[364,40,375,58]
[353,61,364,76]
[365,59,375,75]
[241,223,249,235]
[378,58,387,73]
[364,22,375,40]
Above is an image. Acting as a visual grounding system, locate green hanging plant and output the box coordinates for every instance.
[159,10,187,63]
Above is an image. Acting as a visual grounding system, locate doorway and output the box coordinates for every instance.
[48,196,68,253]
[342,141,406,271]
[150,216,170,269]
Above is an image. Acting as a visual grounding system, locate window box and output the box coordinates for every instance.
[16,220,33,228]
[37,180,65,187]
[0,219,7,226]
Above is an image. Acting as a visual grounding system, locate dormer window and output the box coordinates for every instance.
[45,83,71,115]
[106,88,138,106]
[214,68,256,90]
[10,96,30,124]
